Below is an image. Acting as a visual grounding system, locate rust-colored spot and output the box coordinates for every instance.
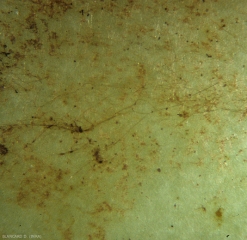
[16,157,71,208]
[215,208,223,218]
[88,223,106,240]
[62,227,73,240]
[95,201,112,213]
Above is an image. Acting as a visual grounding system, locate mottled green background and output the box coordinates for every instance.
[1,0,247,239]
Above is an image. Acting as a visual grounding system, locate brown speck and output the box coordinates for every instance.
[157,168,161,172]
[177,111,189,118]
[0,144,8,155]
[122,164,128,170]
[215,207,223,218]
[201,206,206,212]
[0,84,5,91]
[220,24,226,29]
[56,169,63,181]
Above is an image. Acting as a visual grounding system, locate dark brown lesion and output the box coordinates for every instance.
[177,110,189,118]
[215,207,223,218]
[0,144,8,155]
[93,148,103,164]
